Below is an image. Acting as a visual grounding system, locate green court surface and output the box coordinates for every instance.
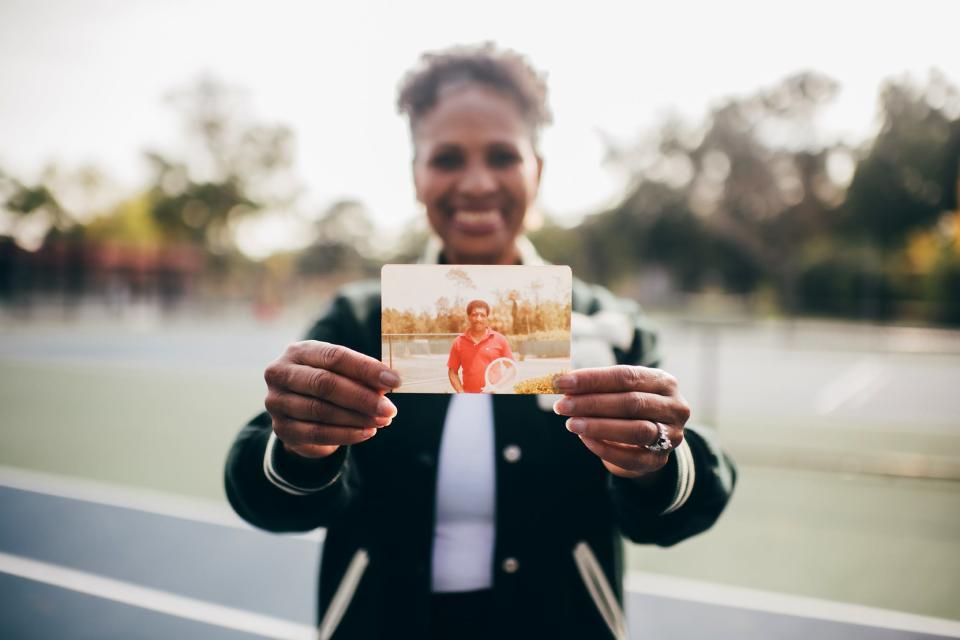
[1,340,958,622]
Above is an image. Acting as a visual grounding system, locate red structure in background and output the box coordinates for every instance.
[0,236,205,311]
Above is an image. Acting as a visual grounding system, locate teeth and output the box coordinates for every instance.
[455,210,499,223]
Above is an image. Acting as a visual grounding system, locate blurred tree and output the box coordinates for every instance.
[84,194,161,247]
[385,216,431,264]
[668,73,842,312]
[804,71,960,320]
[0,165,73,251]
[145,76,298,255]
[843,71,959,247]
[315,200,375,250]
[550,72,847,314]
[297,199,378,275]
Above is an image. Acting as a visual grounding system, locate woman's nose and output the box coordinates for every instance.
[459,161,497,195]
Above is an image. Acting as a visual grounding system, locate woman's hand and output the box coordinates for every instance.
[263,341,401,459]
[552,366,690,479]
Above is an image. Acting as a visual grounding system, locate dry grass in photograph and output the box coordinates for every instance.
[512,371,567,394]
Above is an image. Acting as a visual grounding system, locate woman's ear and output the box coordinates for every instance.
[528,154,544,196]
[411,153,425,203]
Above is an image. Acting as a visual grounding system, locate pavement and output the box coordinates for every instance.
[2,467,958,640]
[391,353,570,393]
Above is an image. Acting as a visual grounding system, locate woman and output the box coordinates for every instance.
[225,44,735,640]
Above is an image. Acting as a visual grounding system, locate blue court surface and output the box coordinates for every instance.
[1,466,958,640]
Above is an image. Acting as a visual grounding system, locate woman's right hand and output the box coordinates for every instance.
[264,341,401,459]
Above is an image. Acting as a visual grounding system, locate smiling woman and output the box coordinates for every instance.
[224,43,736,640]
[399,45,550,265]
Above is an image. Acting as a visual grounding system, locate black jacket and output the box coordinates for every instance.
[225,278,737,639]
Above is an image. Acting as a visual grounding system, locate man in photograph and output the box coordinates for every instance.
[447,299,514,393]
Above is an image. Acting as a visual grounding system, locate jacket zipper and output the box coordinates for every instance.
[573,541,627,640]
[317,548,369,640]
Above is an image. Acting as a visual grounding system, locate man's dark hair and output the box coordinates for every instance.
[466,299,491,316]
[396,42,552,144]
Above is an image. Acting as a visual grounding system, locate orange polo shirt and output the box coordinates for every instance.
[447,329,514,393]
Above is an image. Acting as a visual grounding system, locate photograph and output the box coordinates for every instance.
[381,264,571,393]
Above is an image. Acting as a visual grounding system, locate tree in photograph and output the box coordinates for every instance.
[508,289,521,334]
[445,267,476,313]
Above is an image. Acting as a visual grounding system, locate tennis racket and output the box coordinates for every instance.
[481,357,519,393]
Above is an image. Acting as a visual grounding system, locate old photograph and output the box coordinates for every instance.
[382,264,572,393]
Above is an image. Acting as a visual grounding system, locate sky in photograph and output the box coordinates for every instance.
[382,265,571,313]
[0,0,957,257]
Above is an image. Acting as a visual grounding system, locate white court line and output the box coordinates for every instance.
[6,548,958,640]
[0,551,315,640]
[627,571,960,637]
[814,359,888,415]
[0,465,324,543]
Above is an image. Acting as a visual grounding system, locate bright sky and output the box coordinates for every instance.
[382,265,571,312]
[1,0,956,257]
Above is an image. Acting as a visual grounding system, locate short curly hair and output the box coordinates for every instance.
[466,299,491,316]
[397,43,552,144]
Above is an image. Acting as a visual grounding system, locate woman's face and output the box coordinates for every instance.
[412,84,542,265]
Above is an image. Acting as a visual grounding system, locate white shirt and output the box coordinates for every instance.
[430,393,496,592]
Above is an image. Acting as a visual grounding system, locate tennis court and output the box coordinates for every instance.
[2,310,959,637]
[390,353,569,392]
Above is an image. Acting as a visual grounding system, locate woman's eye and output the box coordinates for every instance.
[488,150,520,168]
[430,153,463,170]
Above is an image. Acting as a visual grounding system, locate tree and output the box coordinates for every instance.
[547,72,850,313]
[145,76,298,254]
[843,71,959,248]
[298,200,377,275]
[0,166,70,251]
[445,267,476,312]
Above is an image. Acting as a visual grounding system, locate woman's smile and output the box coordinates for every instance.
[451,209,506,234]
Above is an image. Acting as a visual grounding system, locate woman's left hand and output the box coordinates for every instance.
[552,366,690,479]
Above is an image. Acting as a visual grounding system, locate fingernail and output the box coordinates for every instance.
[566,418,586,434]
[553,398,572,415]
[363,428,377,438]
[377,396,397,418]
[380,371,401,388]
[374,415,392,426]
[554,375,574,392]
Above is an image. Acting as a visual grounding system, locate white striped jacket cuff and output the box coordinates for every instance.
[262,431,343,496]
[660,438,695,515]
